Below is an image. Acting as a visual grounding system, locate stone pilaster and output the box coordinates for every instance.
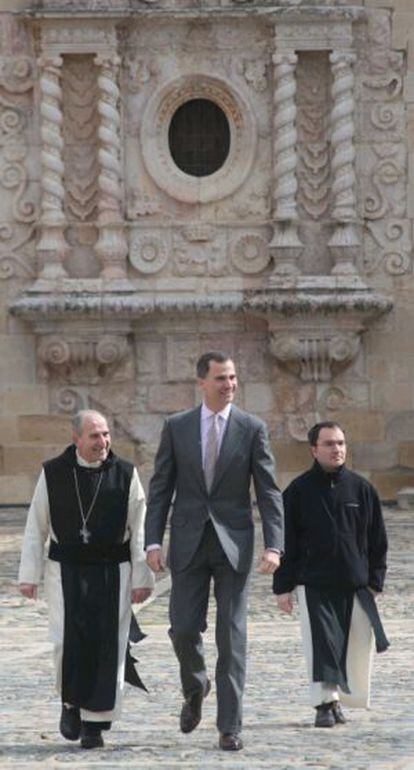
[269,51,302,278]
[36,55,69,280]
[328,50,359,275]
[94,54,128,280]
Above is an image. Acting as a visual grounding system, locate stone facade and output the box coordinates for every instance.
[0,0,413,503]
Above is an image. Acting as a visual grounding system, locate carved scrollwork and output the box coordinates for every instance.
[37,332,131,384]
[269,330,361,382]
[363,145,405,221]
[0,224,35,279]
[364,219,412,276]
[0,57,34,94]
[231,233,270,274]
[54,387,87,415]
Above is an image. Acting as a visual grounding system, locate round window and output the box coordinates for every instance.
[168,98,230,177]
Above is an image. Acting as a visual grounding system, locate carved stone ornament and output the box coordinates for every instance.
[129,232,169,274]
[140,74,257,203]
[36,329,131,384]
[231,233,270,275]
[246,275,393,382]
[269,329,360,383]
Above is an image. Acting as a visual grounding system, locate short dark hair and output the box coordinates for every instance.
[196,351,232,379]
[307,421,345,447]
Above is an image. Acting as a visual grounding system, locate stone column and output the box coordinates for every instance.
[269,51,302,278]
[36,55,69,279]
[94,54,128,279]
[328,51,359,275]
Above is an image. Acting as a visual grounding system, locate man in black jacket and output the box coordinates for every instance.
[274,421,389,728]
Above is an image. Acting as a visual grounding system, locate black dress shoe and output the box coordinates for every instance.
[219,732,243,751]
[80,722,104,749]
[331,700,346,724]
[314,703,335,728]
[59,705,81,741]
[180,679,211,733]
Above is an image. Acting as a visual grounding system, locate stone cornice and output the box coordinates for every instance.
[10,281,393,322]
[21,5,366,24]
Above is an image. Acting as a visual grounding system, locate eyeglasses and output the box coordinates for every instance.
[316,440,346,448]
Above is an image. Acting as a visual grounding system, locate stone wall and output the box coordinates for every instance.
[0,0,413,504]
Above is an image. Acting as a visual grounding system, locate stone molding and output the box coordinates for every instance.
[140,73,257,204]
[35,322,132,383]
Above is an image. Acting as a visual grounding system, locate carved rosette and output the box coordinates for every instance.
[37,332,130,384]
[269,52,302,277]
[94,55,127,279]
[269,330,360,383]
[231,233,270,274]
[36,56,69,279]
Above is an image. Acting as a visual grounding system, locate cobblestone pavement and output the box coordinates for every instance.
[1,507,413,770]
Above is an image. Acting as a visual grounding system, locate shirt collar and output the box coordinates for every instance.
[76,449,103,469]
[201,402,232,422]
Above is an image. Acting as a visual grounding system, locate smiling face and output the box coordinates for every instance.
[311,426,347,472]
[198,358,238,413]
[74,413,111,464]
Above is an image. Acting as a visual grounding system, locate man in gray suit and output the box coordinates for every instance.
[145,351,284,751]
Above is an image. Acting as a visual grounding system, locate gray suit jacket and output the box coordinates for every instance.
[145,405,284,573]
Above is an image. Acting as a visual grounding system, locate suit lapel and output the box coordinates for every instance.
[184,406,204,488]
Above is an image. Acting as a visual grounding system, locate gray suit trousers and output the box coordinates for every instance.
[169,520,249,733]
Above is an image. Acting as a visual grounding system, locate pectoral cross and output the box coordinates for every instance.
[80,524,91,544]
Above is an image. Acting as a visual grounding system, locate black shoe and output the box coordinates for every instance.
[80,722,104,749]
[59,705,81,741]
[331,700,346,724]
[180,679,211,733]
[315,702,335,728]
[219,732,243,751]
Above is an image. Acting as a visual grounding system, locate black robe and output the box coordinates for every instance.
[274,462,389,688]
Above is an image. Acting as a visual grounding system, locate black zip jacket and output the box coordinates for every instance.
[273,461,387,594]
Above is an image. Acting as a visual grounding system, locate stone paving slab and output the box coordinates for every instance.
[0,507,413,769]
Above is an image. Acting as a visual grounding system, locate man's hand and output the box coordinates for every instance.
[277,593,294,614]
[131,587,152,604]
[19,583,38,599]
[258,549,280,574]
[146,548,166,573]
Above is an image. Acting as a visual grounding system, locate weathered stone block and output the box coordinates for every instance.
[328,411,385,442]
[244,383,274,414]
[398,442,414,468]
[148,384,195,414]
[2,444,62,475]
[0,418,19,443]
[371,471,414,502]
[0,336,36,384]
[272,441,312,473]
[397,486,414,509]
[17,415,70,444]
[387,411,414,441]
[352,442,398,471]
[2,386,49,416]
[0,474,35,505]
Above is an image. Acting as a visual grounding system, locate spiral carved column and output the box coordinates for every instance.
[36,56,69,279]
[328,51,359,275]
[94,54,128,279]
[269,51,302,278]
